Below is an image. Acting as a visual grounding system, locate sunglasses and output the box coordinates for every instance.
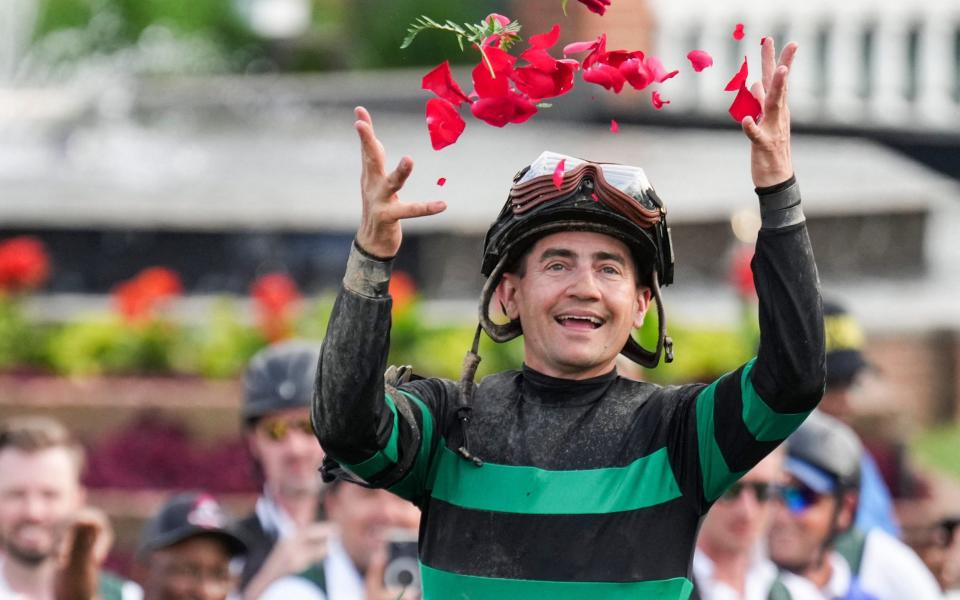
[779,483,827,514]
[719,481,779,503]
[259,417,313,442]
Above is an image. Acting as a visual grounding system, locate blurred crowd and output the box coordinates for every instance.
[0,304,958,600]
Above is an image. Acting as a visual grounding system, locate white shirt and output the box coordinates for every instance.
[255,490,298,540]
[778,529,944,600]
[693,547,780,600]
[259,537,364,600]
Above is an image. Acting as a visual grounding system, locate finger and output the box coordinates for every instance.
[778,42,799,71]
[766,65,789,111]
[761,36,775,92]
[355,120,387,176]
[385,156,414,194]
[741,116,764,144]
[364,548,388,593]
[355,105,373,126]
[382,201,447,222]
[750,81,767,111]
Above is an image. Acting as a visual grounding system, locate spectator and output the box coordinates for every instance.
[0,415,139,600]
[768,411,941,599]
[692,448,784,600]
[819,300,900,537]
[258,478,421,599]
[133,492,247,600]
[234,340,329,594]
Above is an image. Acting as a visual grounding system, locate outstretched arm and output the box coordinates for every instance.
[313,108,445,490]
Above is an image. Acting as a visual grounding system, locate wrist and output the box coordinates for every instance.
[343,240,393,298]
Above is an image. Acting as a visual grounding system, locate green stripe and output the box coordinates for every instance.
[421,563,693,600]
[341,393,401,479]
[740,359,812,442]
[388,391,438,502]
[431,445,681,515]
[695,381,742,502]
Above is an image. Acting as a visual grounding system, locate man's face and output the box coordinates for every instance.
[142,536,233,600]
[325,484,420,573]
[768,476,854,573]
[496,231,650,380]
[248,407,325,498]
[0,447,83,566]
[699,451,783,555]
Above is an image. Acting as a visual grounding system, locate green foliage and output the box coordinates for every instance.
[401,15,522,52]
[912,424,960,481]
[175,300,265,379]
[48,317,180,376]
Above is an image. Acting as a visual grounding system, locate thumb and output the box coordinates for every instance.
[741,116,763,144]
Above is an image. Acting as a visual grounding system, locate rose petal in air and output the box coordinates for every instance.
[422,61,471,106]
[728,83,761,122]
[529,24,561,49]
[686,50,713,72]
[513,60,578,100]
[576,0,612,15]
[553,159,566,189]
[471,93,537,127]
[472,47,517,98]
[564,34,606,69]
[724,57,748,91]
[733,23,745,41]
[610,119,619,133]
[620,57,652,90]
[437,177,447,187]
[425,98,466,150]
[645,56,679,83]
[583,63,626,93]
[651,90,670,109]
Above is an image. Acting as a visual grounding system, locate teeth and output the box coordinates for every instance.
[558,315,603,325]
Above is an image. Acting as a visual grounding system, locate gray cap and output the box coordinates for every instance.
[786,411,862,492]
[243,339,321,424]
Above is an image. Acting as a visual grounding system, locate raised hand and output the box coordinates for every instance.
[354,107,447,258]
[741,38,798,188]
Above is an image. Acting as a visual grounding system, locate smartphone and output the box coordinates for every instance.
[383,528,420,593]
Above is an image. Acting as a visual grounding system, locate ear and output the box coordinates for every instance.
[632,286,652,329]
[836,491,859,531]
[495,274,522,321]
[246,430,261,462]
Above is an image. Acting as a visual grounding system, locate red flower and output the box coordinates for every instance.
[725,57,749,91]
[389,271,417,314]
[553,159,566,189]
[610,119,619,133]
[686,50,713,72]
[729,246,756,298]
[651,90,670,109]
[251,273,301,342]
[471,93,537,127]
[113,267,182,324]
[733,23,745,41]
[422,61,471,106]
[728,83,761,122]
[0,236,50,294]
[576,0,612,15]
[425,98,466,150]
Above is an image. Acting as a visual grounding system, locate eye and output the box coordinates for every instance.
[600,265,622,276]
[546,262,567,272]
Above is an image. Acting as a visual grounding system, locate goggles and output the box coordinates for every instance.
[779,482,827,514]
[509,151,665,230]
[259,416,313,442]
[719,481,780,503]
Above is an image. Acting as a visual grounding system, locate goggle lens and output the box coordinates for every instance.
[261,418,313,442]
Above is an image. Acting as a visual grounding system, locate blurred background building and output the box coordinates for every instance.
[0,0,958,580]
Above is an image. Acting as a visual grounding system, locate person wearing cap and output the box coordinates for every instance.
[0,415,140,600]
[820,300,900,538]
[691,448,785,600]
[134,492,247,600]
[768,411,941,599]
[315,38,825,599]
[234,340,330,595]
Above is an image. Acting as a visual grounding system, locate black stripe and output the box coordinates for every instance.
[712,367,780,473]
[420,498,700,582]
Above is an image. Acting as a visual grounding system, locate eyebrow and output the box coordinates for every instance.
[538,248,627,266]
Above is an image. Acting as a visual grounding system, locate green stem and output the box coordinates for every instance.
[478,45,496,79]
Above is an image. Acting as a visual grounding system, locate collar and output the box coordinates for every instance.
[255,489,297,539]
[693,548,779,600]
[822,551,852,598]
[521,364,618,406]
[324,536,364,598]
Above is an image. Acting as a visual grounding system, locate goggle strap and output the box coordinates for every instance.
[619,269,671,368]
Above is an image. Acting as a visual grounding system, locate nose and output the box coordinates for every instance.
[566,267,602,300]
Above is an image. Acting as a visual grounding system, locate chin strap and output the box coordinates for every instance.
[455,325,484,467]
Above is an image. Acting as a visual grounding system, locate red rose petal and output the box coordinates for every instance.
[486,13,511,28]
[620,57,652,90]
[576,0,612,15]
[529,24,561,49]
[422,61,471,106]
[553,159,566,189]
[686,50,713,72]
[733,23,745,41]
[437,177,447,186]
[513,61,577,100]
[591,192,600,202]
[470,93,537,127]
[651,90,670,109]
[472,48,517,99]
[760,36,768,46]
[610,119,619,133]
[724,56,748,91]
[583,63,626,93]
[728,83,761,122]
[644,56,679,83]
[563,34,606,69]
[425,98,466,150]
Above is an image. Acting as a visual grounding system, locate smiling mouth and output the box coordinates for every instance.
[555,315,605,330]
